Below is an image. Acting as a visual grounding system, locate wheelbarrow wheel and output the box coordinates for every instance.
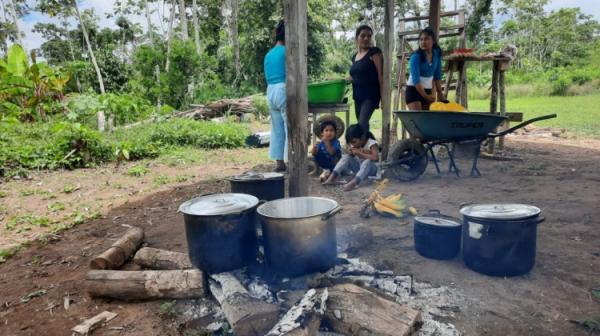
[388,139,428,181]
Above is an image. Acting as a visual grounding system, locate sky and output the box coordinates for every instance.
[7,0,600,52]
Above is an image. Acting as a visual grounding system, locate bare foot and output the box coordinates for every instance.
[343,178,359,191]
[319,170,331,183]
[322,173,337,185]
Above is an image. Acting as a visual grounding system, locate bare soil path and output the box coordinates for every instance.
[0,136,599,335]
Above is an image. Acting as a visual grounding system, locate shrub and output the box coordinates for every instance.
[251,95,269,117]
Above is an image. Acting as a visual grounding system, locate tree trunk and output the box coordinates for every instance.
[133,247,192,269]
[143,0,154,43]
[8,0,23,47]
[231,0,241,86]
[178,0,188,40]
[165,0,176,72]
[191,0,201,55]
[72,0,106,131]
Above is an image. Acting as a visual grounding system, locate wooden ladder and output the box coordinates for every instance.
[392,10,467,141]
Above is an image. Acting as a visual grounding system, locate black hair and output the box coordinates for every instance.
[345,124,375,144]
[417,27,442,62]
[319,120,337,134]
[355,24,373,40]
[275,20,285,43]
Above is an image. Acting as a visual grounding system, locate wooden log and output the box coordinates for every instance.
[90,226,144,270]
[86,270,205,300]
[72,311,117,335]
[209,273,280,336]
[381,0,394,161]
[267,288,328,336]
[133,247,192,270]
[322,283,421,336]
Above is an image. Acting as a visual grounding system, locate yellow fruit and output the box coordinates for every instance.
[430,101,467,112]
[408,207,418,215]
[376,197,404,211]
[374,201,403,217]
[385,193,403,202]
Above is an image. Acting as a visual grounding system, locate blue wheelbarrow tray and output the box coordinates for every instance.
[395,111,507,142]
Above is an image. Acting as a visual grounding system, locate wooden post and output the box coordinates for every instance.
[487,61,500,153]
[429,0,441,36]
[381,0,394,160]
[284,0,309,197]
[498,69,506,150]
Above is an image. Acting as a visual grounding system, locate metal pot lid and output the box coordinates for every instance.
[179,193,258,216]
[460,203,541,220]
[415,216,461,227]
[229,172,284,181]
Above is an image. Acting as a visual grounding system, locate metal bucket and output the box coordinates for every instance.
[179,193,259,273]
[257,197,342,277]
[228,172,285,201]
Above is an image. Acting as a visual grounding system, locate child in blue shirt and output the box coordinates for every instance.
[311,119,342,180]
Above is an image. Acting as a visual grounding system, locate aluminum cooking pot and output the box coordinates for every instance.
[257,197,342,277]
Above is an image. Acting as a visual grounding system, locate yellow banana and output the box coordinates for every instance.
[408,207,418,216]
[385,193,403,202]
[374,201,403,218]
[376,197,405,211]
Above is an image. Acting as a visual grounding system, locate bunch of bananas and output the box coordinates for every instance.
[373,193,406,217]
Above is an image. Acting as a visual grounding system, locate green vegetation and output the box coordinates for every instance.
[469,94,600,137]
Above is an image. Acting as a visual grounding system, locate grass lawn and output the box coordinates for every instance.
[337,93,600,138]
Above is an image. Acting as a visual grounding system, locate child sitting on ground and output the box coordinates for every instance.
[311,119,342,181]
[322,124,379,191]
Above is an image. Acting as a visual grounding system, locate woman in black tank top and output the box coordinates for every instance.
[349,25,383,134]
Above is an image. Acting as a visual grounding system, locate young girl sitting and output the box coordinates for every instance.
[323,124,379,191]
[311,119,342,180]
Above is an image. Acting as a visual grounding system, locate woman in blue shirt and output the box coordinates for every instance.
[406,28,445,110]
[264,21,287,172]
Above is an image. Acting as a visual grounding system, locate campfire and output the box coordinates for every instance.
[78,225,462,336]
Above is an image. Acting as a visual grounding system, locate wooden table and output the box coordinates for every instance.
[444,55,513,152]
[307,103,350,145]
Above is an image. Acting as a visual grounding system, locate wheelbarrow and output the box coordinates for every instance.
[383,111,557,181]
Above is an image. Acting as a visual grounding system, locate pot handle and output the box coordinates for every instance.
[427,209,442,215]
[322,206,343,220]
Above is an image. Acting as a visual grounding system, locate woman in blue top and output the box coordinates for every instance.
[264,21,287,172]
[406,28,445,110]
[349,25,383,133]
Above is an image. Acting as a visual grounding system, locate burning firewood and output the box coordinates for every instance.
[267,288,328,336]
[209,273,280,336]
[322,283,422,336]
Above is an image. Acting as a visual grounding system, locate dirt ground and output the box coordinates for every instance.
[0,134,599,336]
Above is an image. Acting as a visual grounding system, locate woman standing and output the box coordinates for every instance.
[406,27,445,110]
[264,21,287,172]
[349,25,383,133]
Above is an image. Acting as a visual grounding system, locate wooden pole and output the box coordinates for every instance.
[284,0,309,197]
[487,61,500,153]
[381,0,394,160]
[429,0,441,36]
[498,69,506,150]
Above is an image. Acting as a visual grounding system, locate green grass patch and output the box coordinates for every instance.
[127,165,150,177]
[469,94,600,137]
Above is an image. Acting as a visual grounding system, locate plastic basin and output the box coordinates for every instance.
[307,79,347,104]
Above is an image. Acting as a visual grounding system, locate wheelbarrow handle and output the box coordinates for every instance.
[489,114,557,138]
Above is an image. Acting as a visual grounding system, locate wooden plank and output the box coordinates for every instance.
[401,24,463,37]
[322,284,421,336]
[72,311,117,335]
[398,10,463,22]
[133,247,192,270]
[406,31,462,41]
[86,270,205,300]
[90,226,144,270]
[381,0,394,160]
[284,0,309,197]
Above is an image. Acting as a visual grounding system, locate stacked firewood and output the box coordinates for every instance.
[84,226,422,336]
[174,96,258,120]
